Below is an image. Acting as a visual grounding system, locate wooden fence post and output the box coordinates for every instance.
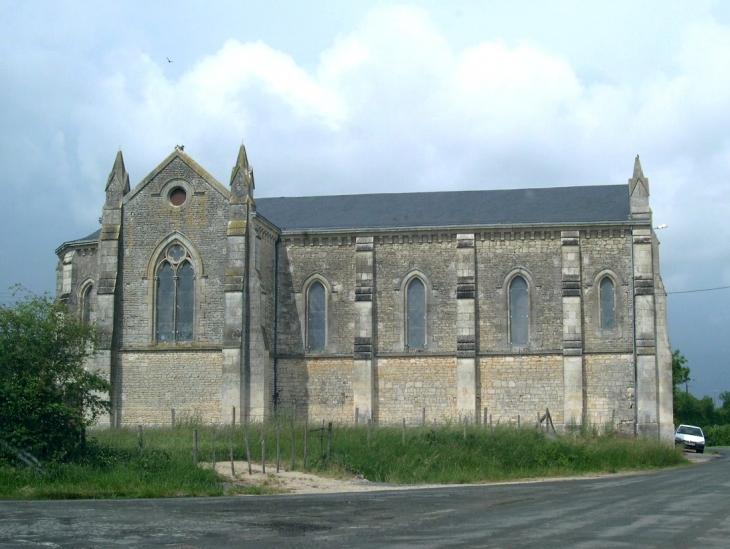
[244,420,252,475]
[402,418,406,445]
[232,406,236,429]
[355,407,359,426]
[367,418,372,447]
[193,429,198,465]
[422,408,426,426]
[276,419,281,473]
[212,425,217,471]
[137,425,143,454]
[326,422,332,461]
[290,416,296,471]
[171,408,176,428]
[303,423,309,469]
[228,425,235,477]
[260,422,266,474]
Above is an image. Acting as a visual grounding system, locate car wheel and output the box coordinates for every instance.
[697,448,704,454]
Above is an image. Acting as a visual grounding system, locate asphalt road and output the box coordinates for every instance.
[1,450,728,548]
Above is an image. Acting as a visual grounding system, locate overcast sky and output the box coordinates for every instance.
[1,0,729,400]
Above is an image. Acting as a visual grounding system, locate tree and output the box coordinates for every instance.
[719,391,730,411]
[0,291,110,462]
[672,349,690,397]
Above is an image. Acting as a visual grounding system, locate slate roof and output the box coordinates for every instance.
[55,229,101,253]
[255,184,631,232]
[57,184,633,253]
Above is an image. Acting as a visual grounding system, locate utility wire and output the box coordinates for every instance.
[667,285,730,295]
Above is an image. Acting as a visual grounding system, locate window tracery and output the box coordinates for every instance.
[155,243,194,342]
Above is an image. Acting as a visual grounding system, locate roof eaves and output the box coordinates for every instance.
[276,218,641,235]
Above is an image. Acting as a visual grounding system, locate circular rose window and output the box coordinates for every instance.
[169,187,187,206]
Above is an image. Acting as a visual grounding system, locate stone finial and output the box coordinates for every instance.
[632,154,645,181]
[628,154,651,219]
[230,144,254,190]
[103,150,129,212]
[105,150,130,194]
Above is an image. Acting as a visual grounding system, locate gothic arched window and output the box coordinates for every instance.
[599,276,616,330]
[509,276,529,346]
[81,283,95,324]
[406,277,426,350]
[155,243,194,343]
[307,281,326,351]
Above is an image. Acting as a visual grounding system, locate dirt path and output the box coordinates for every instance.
[207,450,717,495]
[208,461,423,494]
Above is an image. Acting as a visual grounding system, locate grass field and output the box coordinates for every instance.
[0,422,687,500]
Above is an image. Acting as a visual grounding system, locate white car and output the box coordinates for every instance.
[675,424,705,453]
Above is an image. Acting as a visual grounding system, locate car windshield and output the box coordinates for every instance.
[677,426,703,436]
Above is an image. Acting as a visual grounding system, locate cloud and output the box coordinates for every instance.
[3,2,730,396]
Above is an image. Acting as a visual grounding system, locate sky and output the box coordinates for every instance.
[1,0,729,401]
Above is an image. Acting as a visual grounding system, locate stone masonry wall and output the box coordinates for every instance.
[119,350,222,425]
[476,232,563,352]
[277,239,356,355]
[581,231,633,353]
[119,156,229,348]
[377,356,458,424]
[480,354,564,426]
[275,357,354,423]
[375,234,458,353]
[585,353,634,428]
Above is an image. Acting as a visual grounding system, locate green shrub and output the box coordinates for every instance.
[0,292,109,463]
[703,424,730,446]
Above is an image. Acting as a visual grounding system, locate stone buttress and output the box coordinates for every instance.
[98,151,129,426]
[456,233,478,421]
[353,236,375,423]
[221,145,252,422]
[562,229,585,426]
[629,156,672,438]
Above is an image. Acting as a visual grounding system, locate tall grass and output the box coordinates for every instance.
[311,424,686,483]
[0,421,687,499]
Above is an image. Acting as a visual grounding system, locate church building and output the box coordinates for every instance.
[55,146,673,439]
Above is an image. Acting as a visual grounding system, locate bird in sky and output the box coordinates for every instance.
[166,57,172,63]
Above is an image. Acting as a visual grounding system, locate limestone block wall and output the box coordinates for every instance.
[307,358,354,423]
[476,233,563,352]
[275,358,308,416]
[253,223,279,344]
[277,239,357,355]
[584,354,634,428]
[480,355,564,425]
[375,235,458,353]
[377,356,458,424]
[119,157,229,348]
[581,231,633,353]
[275,357,353,422]
[118,350,222,425]
[60,246,99,306]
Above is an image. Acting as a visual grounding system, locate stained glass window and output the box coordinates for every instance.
[176,262,194,341]
[600,276,615,330]
[82,284,94,324]
[509,276,529,346]
[307,281,326,351]
[407,278,426,349]
[155,244,194,343]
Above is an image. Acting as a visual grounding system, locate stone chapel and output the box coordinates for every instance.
[56,146,673,439]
